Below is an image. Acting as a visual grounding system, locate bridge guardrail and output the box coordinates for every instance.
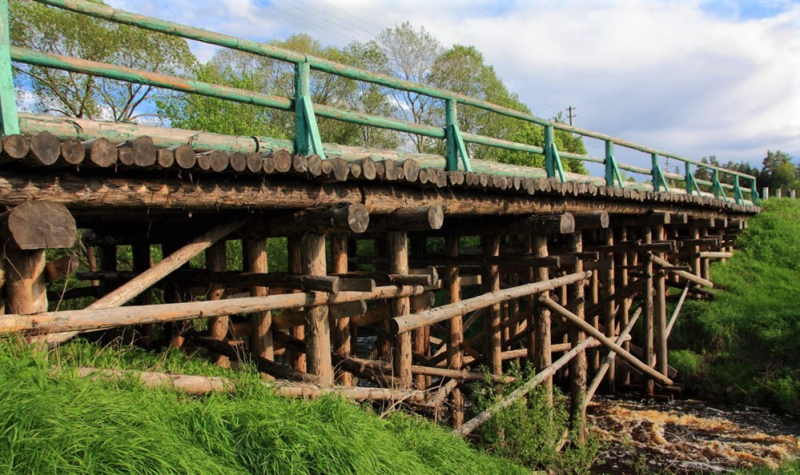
[0,0,760,205]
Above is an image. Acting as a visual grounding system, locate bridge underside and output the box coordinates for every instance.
[0,125,758,436]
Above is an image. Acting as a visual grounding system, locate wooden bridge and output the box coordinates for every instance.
[0,0,760,439]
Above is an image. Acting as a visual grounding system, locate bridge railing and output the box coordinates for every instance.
[0,0,759,205]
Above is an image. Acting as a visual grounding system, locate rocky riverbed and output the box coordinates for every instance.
[588,396,799,473]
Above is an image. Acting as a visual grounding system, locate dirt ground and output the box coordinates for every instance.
[588,396,800,474]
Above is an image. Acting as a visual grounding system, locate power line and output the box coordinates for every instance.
[271,0,377,42]
[300,0,384,37]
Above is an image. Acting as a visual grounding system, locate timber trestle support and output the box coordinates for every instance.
[0,0,760,446]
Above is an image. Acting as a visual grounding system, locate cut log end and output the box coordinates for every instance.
[4,201,77,250]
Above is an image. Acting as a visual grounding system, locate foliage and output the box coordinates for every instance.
[0,338,527,475]
[670,199,800,413]
[474,364,601,474]
[10,0,195,122]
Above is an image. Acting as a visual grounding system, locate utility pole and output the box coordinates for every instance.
[567,106,576,126]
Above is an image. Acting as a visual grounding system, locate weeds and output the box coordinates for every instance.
[474,363,602,474]
[0,337,527,475]
[670,199,800,413]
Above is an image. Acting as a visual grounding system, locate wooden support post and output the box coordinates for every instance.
[3,249,47,316]
[700,228,710,281]
[446,235,464,427]
[302,233,333,387]
[484,235,502,387]
[388,231,412,389]
[589,265,600,372]
[601,227,616,393]
[691,227,701,280]
[330,234,352,386]
[617,226,632,386]
[654,224,668,379]
[531,233,553,405]
[206,241,230,368]
[568,231,587,442]
[288,238,306,372]
[244,238,272,360]
[642,225,655,396]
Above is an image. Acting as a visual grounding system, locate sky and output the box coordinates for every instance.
[107,0,800,171]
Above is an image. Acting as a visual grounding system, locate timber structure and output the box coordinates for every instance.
[0,0,760,441]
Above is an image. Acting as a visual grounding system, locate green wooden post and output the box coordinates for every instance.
[445,99,471,172]
[0,0,19,136]
[711,169,726,200]
[651,153,669,192]
[294,59,325,159]
[604,140,623,187]
[751,177,760,205]
[685,162,701,196]
[544,124,565,182]
[734,176,743,204]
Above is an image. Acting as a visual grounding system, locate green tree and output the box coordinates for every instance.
[161,35,400,150]
[10,0,195,122]
[760,150,797,195]
[377,22,442,152]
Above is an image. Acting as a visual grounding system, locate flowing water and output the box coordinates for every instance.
[588,396,799,473]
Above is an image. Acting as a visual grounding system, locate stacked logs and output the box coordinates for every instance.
[0,132,760,214]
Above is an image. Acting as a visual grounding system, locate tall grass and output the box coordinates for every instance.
[670,199,800,413]
[0,339,526,475]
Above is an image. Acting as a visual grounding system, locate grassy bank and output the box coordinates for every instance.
[0,339,527,475]
[670,199,800,413]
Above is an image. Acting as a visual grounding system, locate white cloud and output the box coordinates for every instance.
[104,0,800,168]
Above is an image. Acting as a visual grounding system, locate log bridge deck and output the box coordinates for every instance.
[0,0,760,437]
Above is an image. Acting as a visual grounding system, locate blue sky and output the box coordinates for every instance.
[107,0,799,171]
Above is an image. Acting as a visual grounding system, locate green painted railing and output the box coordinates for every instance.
[0,0,760,205]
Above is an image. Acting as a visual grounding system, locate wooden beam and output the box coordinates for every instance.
[539,296,672,385]
[390,271,591,335]
[585,307,641,405]
[244,238,273,360]
[366,205,444,232]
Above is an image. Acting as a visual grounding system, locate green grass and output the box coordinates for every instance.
[0,338,527,475]
[670,199,800,413]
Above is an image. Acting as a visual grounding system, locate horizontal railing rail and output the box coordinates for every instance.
[0,0,760,205]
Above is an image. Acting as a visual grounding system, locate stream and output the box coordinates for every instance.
[588,395,799,473]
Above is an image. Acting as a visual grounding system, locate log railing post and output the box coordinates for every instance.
[483,235,502,388]
[206,240,230,368]
[302,233,333,387]
[642,226,655,396]
[446,235,464,427]
[388,230,412,389]
[244,238,273,361]
[601,227,616,392]
[654,224,668,379]
[568,231,587,442]
[330,233,352,386]
[288,237,306,372]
